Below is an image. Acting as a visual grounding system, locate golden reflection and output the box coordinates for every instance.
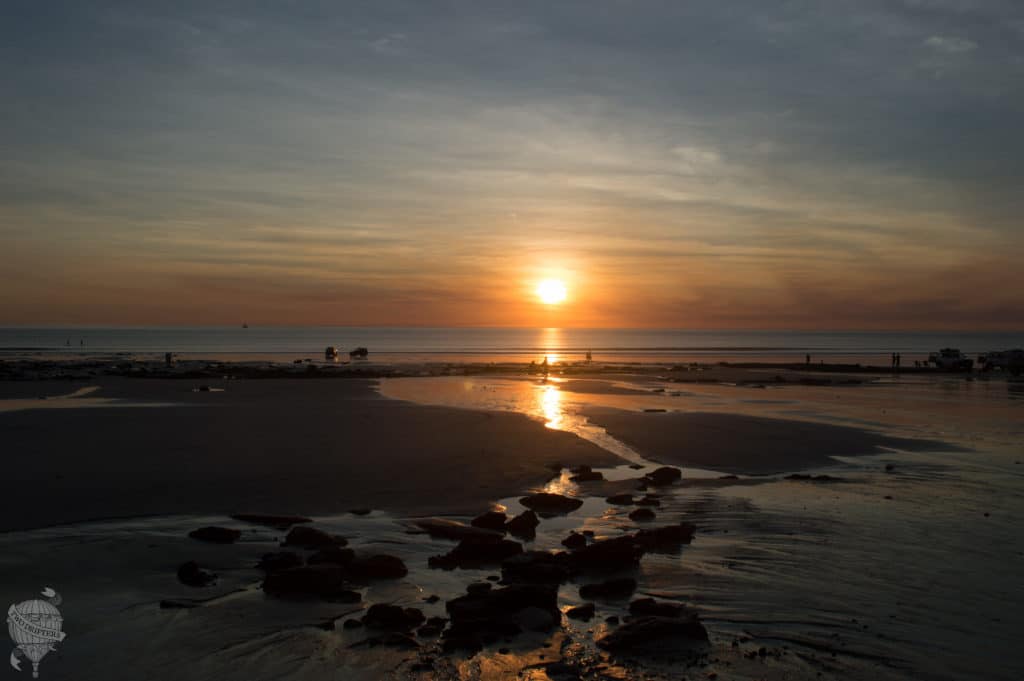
[539,383,562,429]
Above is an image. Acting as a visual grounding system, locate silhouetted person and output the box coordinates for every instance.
[541,356,549,379]
[586,349,592,363]
[896,353,901,369]
[806,353,810,365]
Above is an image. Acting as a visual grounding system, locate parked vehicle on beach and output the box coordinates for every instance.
[325,346,339,360]
[928,348,973,371]
[978,349,1024,376]
[349,347,369,359]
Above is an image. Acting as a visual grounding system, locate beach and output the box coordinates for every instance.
[0,361,1021,680]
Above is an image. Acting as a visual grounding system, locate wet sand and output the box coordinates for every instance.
[0,377,619,531]
[582,408,956,474]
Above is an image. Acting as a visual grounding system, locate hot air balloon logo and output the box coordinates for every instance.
[7,587,65,678]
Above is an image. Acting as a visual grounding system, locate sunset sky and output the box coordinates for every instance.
[2,1,1022,329]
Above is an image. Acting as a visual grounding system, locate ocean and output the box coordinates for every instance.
[0,327,1021,365]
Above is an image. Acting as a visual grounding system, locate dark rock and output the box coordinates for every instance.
[258,551,303,572]
[230,513,312,529]
[566,534,644,571]
[417,623,444,638]
[570,467,604,483]
[635,523,697,551]
[519,493,584,514]
[262,565,360,600]
[441,631,484,654]
[471,511,509,532]
[501,550,571,585]
[160,599,201,609]
[347,554,408,580]
[424,594,440,604]
[506,510,540,538]
[188,526,241,544]
[307,546,356,566]
[579,577,637,600]
[561,532,587,550]
[429,537,523,570]
[351,633,419,649]
[644,467,683,486]
[606,494,635,505]
[516,606,558,632]
[446,584,560,636]
[605,615,619,625]
[629,598,687,618]
[349,508,372,515]
[628,463,645,470]
[629,508,657,522]
[635,495,661,507]
[284,526,347,548]
[414,518,504,542]
[466,582,492,596]
[342,618,364,629]
[363,604,425,631]
[596,615,708,652]
[566,603,595,621]
[885,464,895,472]
[177,561,216,587]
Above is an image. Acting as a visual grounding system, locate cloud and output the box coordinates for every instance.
[923,35,978,53]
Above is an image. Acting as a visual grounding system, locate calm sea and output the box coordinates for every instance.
[1,327,1021,365]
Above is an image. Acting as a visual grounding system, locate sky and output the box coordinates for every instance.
[1,0,1022,329]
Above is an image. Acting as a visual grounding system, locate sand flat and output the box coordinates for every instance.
[582,407,955,474]
[0,377,620,531]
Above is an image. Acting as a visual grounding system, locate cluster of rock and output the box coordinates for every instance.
[173,465,709,666]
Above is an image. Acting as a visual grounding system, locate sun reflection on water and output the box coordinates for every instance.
[539,383,562,429]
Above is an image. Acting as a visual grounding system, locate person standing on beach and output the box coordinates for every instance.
[806,353,811,365]
[541,356,549,379]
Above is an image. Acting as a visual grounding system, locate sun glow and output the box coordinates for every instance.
[536,279,567,305]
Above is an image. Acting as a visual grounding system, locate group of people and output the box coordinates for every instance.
[891,352,902,369]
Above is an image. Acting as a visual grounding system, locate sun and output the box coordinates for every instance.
[536,279,567,305]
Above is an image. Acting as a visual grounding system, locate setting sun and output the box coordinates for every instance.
[536,279,568,305]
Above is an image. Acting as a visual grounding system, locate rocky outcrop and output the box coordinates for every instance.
[188,526,241,544]
[519,493,584,514]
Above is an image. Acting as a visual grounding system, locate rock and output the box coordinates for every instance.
[885,464,895,471]
[230,513,312,529]
[579,577,637,600]
[566,603,595,621]
[347,554,408,580]
[429,537,523,569]
[501,551,571,585]
[644,467,683,486]
[596,615,708,652]
[629,508,657,522]
[258,551,303,572]
[351,633,419,649]
[343,618,364,629]
[466,582,492,596]
[519,493,584,514]
[414,518,504,542]
[506,509,540,538]
[446,584,560,636]
[606,494,635,505]
[417,622,444,638]
[424,594,440,603]
[570,466,604,483]
[363,604,425,631]
[262,565,360,601]
[516,606,558,632]
[629,598,687,618]
[349,508,372,516]
[177,561,216,587]
[188,526,241,544]
[635,523,697,551]
[785,474,839,482]
[471,511,509,532]
[605,615,619,625]
[284,526,347,548]
[635,495,661,507]
[307,546,356,566]
[561,531,587,549]
[566,534,644,571]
